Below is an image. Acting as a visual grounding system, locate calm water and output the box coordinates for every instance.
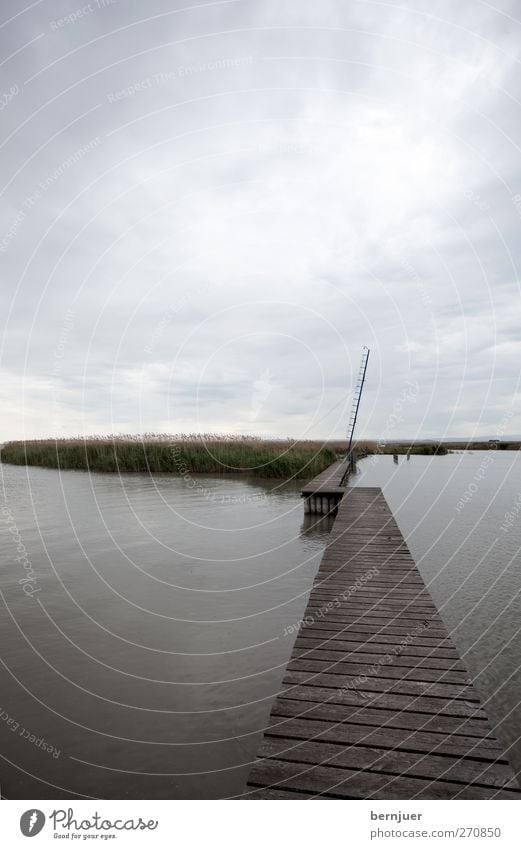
[0,463,332,799]
[353,451,521,787]
[1,452,521,798]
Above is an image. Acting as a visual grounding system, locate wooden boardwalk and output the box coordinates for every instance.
[300,459,347,492]
[245,485,521,799]
[300,459,348,514]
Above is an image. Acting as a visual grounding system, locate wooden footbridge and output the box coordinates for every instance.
[244,471,520,799]
[300,458,349,515]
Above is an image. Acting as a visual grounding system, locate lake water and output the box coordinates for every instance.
[0,462,330,799]
[1,451,520,798]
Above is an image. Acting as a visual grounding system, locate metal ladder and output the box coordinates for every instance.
[340,346,370,486]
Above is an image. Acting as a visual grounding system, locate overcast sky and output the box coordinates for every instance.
[1,0,520,441]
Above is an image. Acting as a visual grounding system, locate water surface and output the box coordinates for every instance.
[2,452,521,798]
[0,463,328,799]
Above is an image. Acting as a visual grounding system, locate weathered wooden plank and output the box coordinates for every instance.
[305,599,436,612]
[298,627,454,646]
[241,787,317,799]
[295,636,460,659]
[299,621,448,638]
[302,612,443,628]
[306,591,437,605]
[287,658,470,685]
[318,555,417,563]
[302,610,444,625]
[300,612,445,630]
[301,608,444,626]
[263,716,502,762]
[310,577,429,586]
[307,590,434,602]
[279,683,487,720]
[247,759,520,799]
[306,593,436,605]
[310,593,437,605]
[291,647,468,672]
[302,600,439,614]
[271,697,497,741]
[258,737,517,789]
[312,579,429,588]
[306,598,437,609]
[282,670,478,702]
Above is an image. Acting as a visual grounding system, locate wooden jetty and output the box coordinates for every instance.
[300,459,349,515]
[245,481,521,799]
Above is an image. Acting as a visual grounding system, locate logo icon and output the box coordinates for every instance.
[20,810,45,837]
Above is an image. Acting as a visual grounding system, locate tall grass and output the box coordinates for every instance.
[0,434,341,479]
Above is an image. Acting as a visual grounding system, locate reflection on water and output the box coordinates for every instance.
[300,511,337,540]
[353,452,521,785]
[0,463,327,799]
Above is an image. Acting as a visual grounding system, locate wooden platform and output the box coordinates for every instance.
[301,459,348,514]
[300,459,348,494]
[245,485,521,799]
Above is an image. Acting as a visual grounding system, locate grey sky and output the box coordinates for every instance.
[1,0,520,440]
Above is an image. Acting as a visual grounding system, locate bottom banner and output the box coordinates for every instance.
[0,799,519,848]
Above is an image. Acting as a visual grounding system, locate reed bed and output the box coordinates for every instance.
[0,434,344,479]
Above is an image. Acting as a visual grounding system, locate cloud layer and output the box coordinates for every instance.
[1,0,520,440]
